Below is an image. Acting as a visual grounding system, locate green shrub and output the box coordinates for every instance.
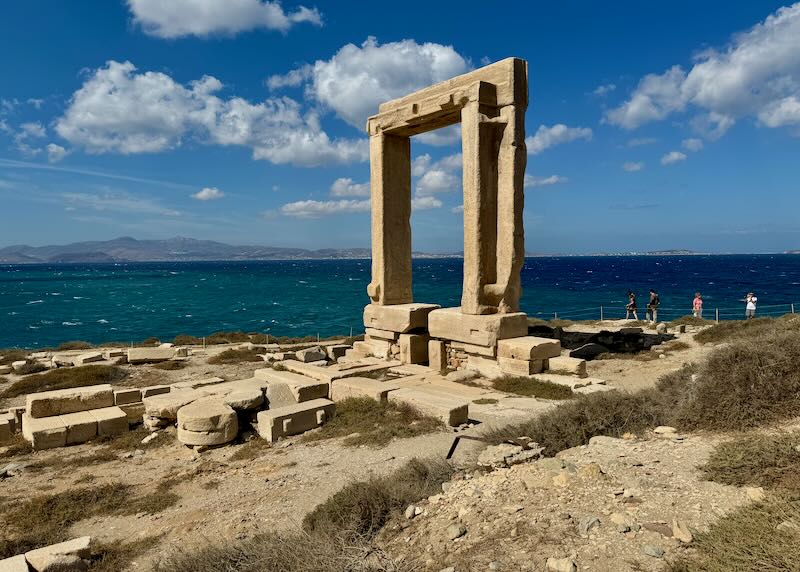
[207,349,263,365]
[14,361,48,375]
[694,314,799,344]
[172,334,202,345]
[56,340,94,351]
[151,360,187,371]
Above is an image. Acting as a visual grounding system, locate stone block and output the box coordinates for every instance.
[89,407,128,436]
[140,385,171,398]
[74,351,104,365]
[9,407,25,429]
[259,370,328,408]
[51,354,75,367]
[363,336,392,359]
[104,349,126,358]
[22,413,67,450]
[118,402,145,423]
[330,377,398,403]
[127,347,175,364]
[498,357,545,376]
[0,418,11,443]
[451,341,496,357]
[26,384,114,419]
[428,340,447,372]
[0,554,28,572]
[0,365,12,375]
[498,336,562,361]
[59,411,98,445]
[399,333,429,365]
[224,388,264,411]
[363,303,440,333]
[256,398,335,442]
[326,344,350,361]
[547,356,587,378]
[388,386,468,426]
[295,346,327,363]
[11,360,28,372]
[428,308,528,347]
[143,390,200,420]
[465,355,503,378]
[171,377,225,390]
[114,388,142,406]
[177,397,237,433]
[25,536,91,572]
[364,327,398,341]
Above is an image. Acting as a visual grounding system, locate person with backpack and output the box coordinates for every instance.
[625,291,639,320]
[647,289,660,324]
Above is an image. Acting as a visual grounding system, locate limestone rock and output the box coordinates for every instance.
[546,557,577,572]
[26,384,114,418]
[656,322,667,334]
[642,545,665,558]
[746,486,765,502]
[127,347,175,364]
[256,398,335,442]
[446,523,466,540]
[224,389,264,411]
[672,518,693,543]
[74,351,104,365]
[177,397,237,433]
[296,346,326,363]
[569,343,608,360]
[653,426,677,434]
[25,537,92,572]
[0,555,30,572]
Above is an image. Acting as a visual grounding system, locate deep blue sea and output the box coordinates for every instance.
[1,255,799,348]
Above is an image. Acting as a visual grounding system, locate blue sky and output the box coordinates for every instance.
[1,0,798,254]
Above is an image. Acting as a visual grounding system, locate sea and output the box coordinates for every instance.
[1,255,799,349]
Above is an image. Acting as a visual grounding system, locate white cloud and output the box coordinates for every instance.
[413,152,462,196]
[192,186,225,201]
[46,143,68,163]
[524,174,568,188]
[593,83,616,96]
[661,151,687,165]
[55,60,367,167]
[411,196,442,210]
[451,204,464,213]
[270,37,469,129]
[27,98,44,109]
[682,138,704,151]
[526,124,592,155]
[62,190,180,216]
[127,0,322,38]
[622,161,644,172]
[19,122,46,139]
[330,177,369,197]
[280,198,371,218]
[606,3,800,134]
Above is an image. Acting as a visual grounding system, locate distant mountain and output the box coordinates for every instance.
[0,236,378,263]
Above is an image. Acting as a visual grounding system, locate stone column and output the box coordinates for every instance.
[367,132,413,305]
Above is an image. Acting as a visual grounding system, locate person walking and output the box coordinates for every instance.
[745,292,757,319]
[626,291,639,320]
[693,292,703,319]
[647,289,660,324]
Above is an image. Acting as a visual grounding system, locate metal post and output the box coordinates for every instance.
[350,326,353,337]
[554,312,558,320]
[317,333,320,342]
[715,308,719,323]
[792,303,795,314]
[600,306,604,321]
[203,337,206,350]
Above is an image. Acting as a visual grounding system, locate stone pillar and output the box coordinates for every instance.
[367,132,412,305]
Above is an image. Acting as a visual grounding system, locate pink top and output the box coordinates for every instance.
[693,297,703,310]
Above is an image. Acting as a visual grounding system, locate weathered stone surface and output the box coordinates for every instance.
[258,370,329,405]
[330,377,398,403]
[127,347,175,364]
[0,365,12,375]
[26,384,114,418]
[325,344,350,361]
[256,398,335,442]
[0,418,11,443]
[140,385,171,398]
[118,402,145,423]
[74,351,104,365]
[399,333,429,365]
[171,377,225,391]
[364,327,399,341]
[363,303,439,333]
[428,340,447,373]
[498,336,561,360]
[143,390,200,420]
[498,357,545,376]
[569,343,608,360]
[452,341,497,357]
[12,360,28,371]
[546,557,577,572]
[465,355,503,378]
[428,308,527,347]
[388,386,468,426]
[295,346,327,363]
[114,388,142,406]
[59,411,98,445]
[363,335,393,359]
[224,388,264,411]
[0,555,29,572]
[177,397,237,433]
[89,407,128,436]
[51,354,76,367]
[25,537,91,572]
[547,355,587,378]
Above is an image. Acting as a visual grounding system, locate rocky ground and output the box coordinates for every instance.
[1,326,754,571]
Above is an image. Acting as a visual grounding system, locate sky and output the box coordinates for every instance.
[0,1,799,254]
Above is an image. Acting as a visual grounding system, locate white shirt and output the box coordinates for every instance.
[746,297,757,310]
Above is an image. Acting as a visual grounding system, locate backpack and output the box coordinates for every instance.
[653,295,660,307]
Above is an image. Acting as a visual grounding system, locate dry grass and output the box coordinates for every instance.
[666,498,800,572]
[0,365,127,398]
[492,376,574,400]
[89,537,161,572]
[0,433,33,459]
[27,450,119,473]
[228,438,273,462]
[299,397,444,447]
[700,433,800,494]
[670,315,714,327]
[173,334,202,345]
[0,483,178,558]
[98,426,171,451]
[0,376,7,385]
[14,361,48,375]
[0,350,28,365]
[664,340,692,351]
[472,398,498,405]
[694,314,799,344]
[56,340,94,350]
[207,348,264,364]
[595,350,660,362]
[151,360,187,370]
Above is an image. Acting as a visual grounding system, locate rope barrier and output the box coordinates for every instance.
[525,301,798,321]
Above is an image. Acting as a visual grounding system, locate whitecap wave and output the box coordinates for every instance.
[27,300,44,304]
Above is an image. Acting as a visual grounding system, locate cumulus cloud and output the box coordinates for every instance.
[682,138,704,151]
[661,151,687,165]
[622,161,644,172]
[413,153,461,196]
[526,124,592,155]
[46,143,68,163]
[268,37,469,129]
[606,3,800,134]
[192,186,225,200]
[127,0,322,38]
[55,60,367,167]
[524,174,568,188]
[593,83,616,96]
[330,177,369,197]
[280,198,371,218]
[411,196,443,210]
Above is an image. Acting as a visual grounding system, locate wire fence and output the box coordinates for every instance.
[527,302,798,323]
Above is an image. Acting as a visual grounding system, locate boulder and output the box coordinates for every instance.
[569,343,608,360]
[11,361,28,372]
[295,346,327,363]
[0,555,30,572]
[25,537,91,572]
